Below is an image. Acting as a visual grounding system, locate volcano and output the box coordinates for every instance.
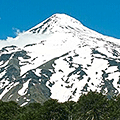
[0,13,120,106]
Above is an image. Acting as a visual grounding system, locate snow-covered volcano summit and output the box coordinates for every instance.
[29,13,83,34]
[0,13,120,106]
[28,13,101,36]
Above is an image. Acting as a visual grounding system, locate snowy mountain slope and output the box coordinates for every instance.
[0,13,120,106]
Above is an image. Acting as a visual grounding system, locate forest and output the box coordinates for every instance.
[0,91,120,120]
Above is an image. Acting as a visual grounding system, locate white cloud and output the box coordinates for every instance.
[12,28,25,36]
[0,28,26,48]
[12,28,21,36]
[0,37,14,48]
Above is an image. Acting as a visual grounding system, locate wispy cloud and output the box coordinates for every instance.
[12,28,25,36]
[12,28,21,35]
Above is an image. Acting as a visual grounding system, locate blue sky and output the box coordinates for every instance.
[0,0,120,39]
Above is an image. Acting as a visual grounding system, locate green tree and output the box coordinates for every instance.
[106,94,120,120]
[15,102,43,120]
[43,99,69,120]
[74,91,108,120]
[0,101,20,120]
[62,101,76,120]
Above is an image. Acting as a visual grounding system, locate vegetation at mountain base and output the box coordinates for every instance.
[1,91,120,120]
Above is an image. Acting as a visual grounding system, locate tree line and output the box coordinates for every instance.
[0,91,120,120]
